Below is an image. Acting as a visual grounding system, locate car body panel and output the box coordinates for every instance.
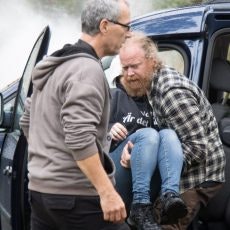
[132,6,207,37]
[0,26,50,230]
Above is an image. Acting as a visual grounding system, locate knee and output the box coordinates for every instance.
[159,129,179,143]
[159,129,184,159]
[136,128,160,145]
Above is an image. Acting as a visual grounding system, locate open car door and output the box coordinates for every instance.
[0,26,50,230]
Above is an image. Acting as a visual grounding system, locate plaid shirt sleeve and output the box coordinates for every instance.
[161,88,208,170]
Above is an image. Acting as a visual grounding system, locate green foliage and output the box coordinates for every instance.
[26,0,84,16]
[153,0,206,10]
[26,0,207,16]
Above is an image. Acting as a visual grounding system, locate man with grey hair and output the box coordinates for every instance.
[19,0,131,229]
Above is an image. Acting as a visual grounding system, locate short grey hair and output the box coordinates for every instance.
[81,0,129,36]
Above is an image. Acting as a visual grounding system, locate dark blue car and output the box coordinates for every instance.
[0,1,230,229]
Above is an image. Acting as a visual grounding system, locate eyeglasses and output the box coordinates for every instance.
[107,19,130,31]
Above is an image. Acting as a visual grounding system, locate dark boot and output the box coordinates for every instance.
[127,203,161,230]
[161,191,188,224]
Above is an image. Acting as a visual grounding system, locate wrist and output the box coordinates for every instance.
[97,182,116,197]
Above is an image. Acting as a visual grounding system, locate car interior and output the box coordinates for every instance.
[190,34,230,230]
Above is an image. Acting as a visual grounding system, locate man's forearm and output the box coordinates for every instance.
[76,153,127,222]
[76,153,115,195]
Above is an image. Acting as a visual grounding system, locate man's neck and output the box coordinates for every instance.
[80,33,104,59]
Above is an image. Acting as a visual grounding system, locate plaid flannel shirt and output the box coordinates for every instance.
[148,66,225,193]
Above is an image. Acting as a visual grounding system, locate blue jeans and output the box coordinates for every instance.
[110,128,183,211]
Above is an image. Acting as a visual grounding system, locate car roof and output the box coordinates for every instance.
[131,1,230,37]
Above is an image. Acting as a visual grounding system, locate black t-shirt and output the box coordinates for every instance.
[109,80,158,151]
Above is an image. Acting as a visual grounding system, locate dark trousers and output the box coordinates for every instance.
[29,190,130,230]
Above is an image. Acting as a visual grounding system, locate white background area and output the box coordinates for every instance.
[0,0,155,90]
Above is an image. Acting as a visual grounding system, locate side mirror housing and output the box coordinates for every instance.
[0,93,14,129]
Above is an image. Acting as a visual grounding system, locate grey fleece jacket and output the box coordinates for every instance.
[19,53,115,195]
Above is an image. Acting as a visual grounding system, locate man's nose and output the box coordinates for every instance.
[125,30,132,38]
[127,67,134,76]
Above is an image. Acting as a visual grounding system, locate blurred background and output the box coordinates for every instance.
[0,0,205,90]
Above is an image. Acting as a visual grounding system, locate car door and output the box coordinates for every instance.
[0,26,50,230]
[194,9,230,230]
[0,81,19,155]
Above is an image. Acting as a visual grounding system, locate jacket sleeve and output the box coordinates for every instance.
[109,89,119,131]
[60,61,107,161]
[19,97,31,139]
[108,89,123,152]
[161,88,208,170]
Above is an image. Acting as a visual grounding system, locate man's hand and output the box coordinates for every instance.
[100,189,127,222]
[110,123,128,141]
[120,141,133,168]
[77,153,127,223]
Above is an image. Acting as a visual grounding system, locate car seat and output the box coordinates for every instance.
[210,58,230,122]
[190,58,230,230]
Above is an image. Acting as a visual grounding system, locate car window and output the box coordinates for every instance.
[158,49,184,74]
[104,56,121,88]
[4,98,15,113]
[0,97,16,132]
[12,27,50,131]
[13,41,42,131]
[224,39,230,102]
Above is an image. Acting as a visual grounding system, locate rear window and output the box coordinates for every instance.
[158,48,184,74]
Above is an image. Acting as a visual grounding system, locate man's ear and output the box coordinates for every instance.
[151,59,157,69]
[99,19,109,34]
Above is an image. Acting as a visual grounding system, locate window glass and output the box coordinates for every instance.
[224,42,230,101]
[0,98,16,132]
[158,49,184,74]
[4,98,15,113]
[227,45,230,62]
[13,33,45,131]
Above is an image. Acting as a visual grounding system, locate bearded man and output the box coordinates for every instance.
[110,32,225,230]
[108,38,187,229]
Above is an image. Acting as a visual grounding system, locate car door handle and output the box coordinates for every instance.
[3,165,12,176]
